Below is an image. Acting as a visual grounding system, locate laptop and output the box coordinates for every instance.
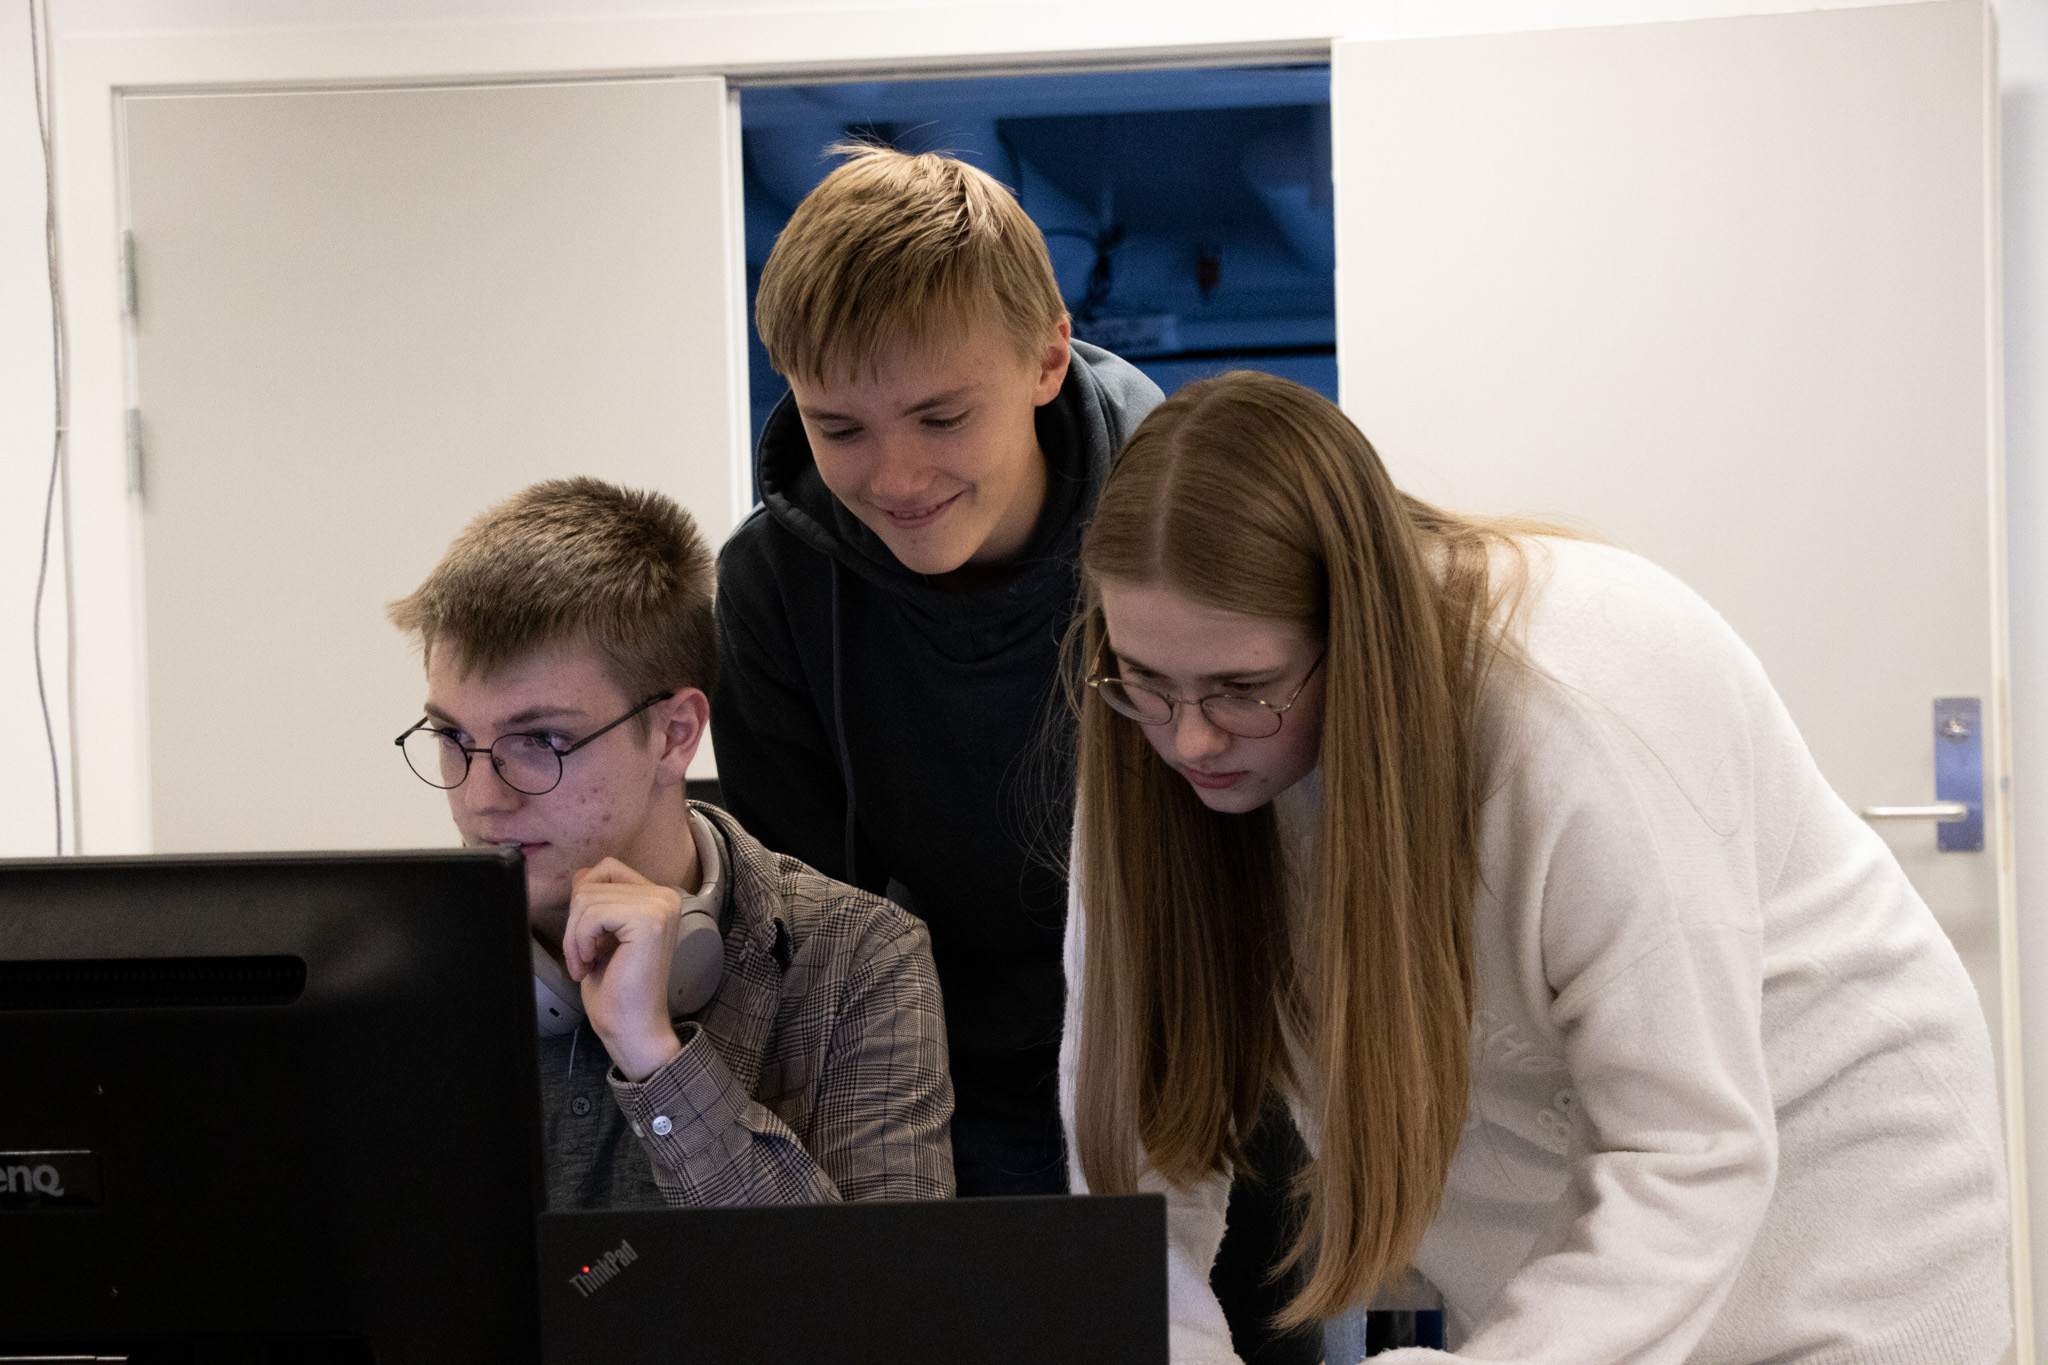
[538,1193,1168,1364]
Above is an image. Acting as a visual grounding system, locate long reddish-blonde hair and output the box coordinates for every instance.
[1071,371,1542,1326]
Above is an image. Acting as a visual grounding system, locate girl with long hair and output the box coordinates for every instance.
[1062,371,2009,1364]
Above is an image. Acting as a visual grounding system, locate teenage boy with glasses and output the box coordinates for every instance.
[389,476,954,1209]
[714,146,1315,1360]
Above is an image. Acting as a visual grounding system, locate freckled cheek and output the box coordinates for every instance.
[544,787,607,855]
[573,790,614,831]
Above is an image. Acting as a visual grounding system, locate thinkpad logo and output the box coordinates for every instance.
[567,1237,639,1299]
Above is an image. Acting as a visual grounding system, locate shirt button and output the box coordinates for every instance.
[570,1096,592,1117]
[650,1115,673,1137]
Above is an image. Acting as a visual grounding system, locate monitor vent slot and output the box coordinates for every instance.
[0,956,306,1009]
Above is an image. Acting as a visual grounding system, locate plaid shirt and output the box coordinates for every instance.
[539,802,954,1207]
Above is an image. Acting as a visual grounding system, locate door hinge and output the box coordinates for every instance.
[125,408,144,499]
[121,229,138,319]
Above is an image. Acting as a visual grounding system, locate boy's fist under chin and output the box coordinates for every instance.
[563,857,685,1082]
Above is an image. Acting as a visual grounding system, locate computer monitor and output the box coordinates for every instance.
[0,848,544,1364]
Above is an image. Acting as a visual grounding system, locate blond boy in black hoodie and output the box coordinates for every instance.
[713,146,1317,1364]
[712,147,1159,1198]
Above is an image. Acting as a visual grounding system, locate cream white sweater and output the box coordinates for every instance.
[1060,539,2010,1365]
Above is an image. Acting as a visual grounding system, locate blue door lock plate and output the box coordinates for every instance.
[1934,697,1983,853]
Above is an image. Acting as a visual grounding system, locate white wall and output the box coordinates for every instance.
[0,0,67,859]
[1,13,2036,833]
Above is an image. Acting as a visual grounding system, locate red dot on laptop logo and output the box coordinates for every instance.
[582,1266,590,1274]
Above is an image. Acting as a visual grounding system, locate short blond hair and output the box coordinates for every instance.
[755,144,1067,386]
[388,477,717,702]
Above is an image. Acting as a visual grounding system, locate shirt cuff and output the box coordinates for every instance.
[607,1021,744,1162]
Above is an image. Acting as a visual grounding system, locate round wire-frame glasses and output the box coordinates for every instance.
[394,692,675,796]
[1088,652,1325,740]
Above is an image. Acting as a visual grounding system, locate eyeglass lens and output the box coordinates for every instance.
[1094,679,1285,739]
[401,729,565,795]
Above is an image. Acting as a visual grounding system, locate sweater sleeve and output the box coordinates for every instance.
[1384,562,1784,1365]
[711,527,887,894]
[1397,823,1777,1362]
[1060,853,1243,1365]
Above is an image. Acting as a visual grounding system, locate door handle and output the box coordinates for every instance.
[1857,699,1983,851]
[1861,803,1969,822]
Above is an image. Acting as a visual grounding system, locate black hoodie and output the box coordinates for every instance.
[711,342,1163,1138]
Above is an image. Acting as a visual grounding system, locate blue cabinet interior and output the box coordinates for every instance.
[739,64,1337,453]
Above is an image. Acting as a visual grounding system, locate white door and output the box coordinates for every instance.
[1334,0,2024,1350]
[120,77,745,855]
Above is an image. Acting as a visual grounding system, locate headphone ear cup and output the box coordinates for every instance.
[668,909,724,1018]
[531,939,586,1036]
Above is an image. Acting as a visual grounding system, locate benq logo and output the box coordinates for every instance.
[566,1238,639,1299]
[4,1164,64,1196]
[0,1150,100,1209]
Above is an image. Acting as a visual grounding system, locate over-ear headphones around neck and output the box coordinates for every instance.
[531,810,725,1037]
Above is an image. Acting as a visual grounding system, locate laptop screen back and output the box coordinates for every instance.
[539,1194,1168,1364]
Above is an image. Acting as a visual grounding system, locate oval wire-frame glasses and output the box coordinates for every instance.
[1088,648,1325,740]
[393,691,675,797]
